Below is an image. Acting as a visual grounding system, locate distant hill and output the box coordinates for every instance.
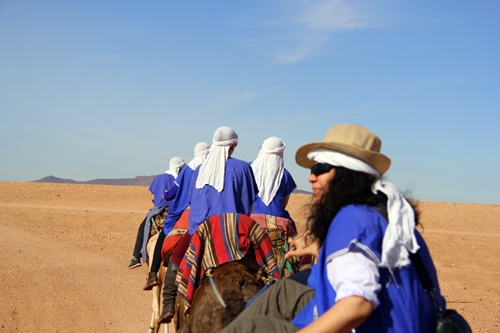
[293,189,312,194]
[33,175,312,193]
[33,175,157,187]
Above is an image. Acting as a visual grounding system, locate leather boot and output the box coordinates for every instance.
[158,261,179,324]
[143,270,159,291]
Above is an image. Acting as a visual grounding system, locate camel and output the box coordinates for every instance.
[174,213,281,332]
[179,260,265,333]
[146,210,189,333]
[146,233,171,333]
[146,213,302,332]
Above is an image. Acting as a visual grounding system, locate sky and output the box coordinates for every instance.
[1,0,499,204]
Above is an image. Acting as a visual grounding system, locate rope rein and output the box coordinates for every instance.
[206,269,227,308]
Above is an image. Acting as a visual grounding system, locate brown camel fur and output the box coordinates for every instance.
[179,261,266,333]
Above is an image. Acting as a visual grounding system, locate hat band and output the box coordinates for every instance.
[307,149,380,178]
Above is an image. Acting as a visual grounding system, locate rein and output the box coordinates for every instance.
[206,268,226,308]
[151,216,160,235]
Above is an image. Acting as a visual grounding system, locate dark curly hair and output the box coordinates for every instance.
[305,166,420,247]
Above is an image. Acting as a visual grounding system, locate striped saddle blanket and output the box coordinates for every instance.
[176,213,279,305]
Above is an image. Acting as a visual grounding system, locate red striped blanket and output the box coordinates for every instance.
[176,213,279,305]
[161,209,189,262]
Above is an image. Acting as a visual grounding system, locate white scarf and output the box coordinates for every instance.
[188,142,211,170]
[308,149,419,270]
[165,157,186,179]
[195,127,238,192]
[251,137,285,206]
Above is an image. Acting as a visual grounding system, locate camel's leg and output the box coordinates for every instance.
[147,234,161,333]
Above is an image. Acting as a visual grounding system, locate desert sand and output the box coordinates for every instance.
[0,181,498,332]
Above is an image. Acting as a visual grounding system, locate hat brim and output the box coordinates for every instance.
[295,141,391,175]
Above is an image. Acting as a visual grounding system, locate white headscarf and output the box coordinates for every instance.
[165,157,186,179]
[187,142,211,170]
[307,148,420,271]
[195,126,238,192]
[251,137,285,206]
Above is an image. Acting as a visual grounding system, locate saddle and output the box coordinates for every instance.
[161,209,189,263]
[149,212,166,237]
[250,214,300,278]
[177,213,279,309]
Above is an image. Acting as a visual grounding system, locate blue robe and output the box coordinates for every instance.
[250,167,296,218]
[149,173,176,207]
[187,158,258,235]
[291,204,445,332]
[162,166,194,235]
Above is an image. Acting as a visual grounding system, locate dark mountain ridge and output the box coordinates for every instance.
[33,175,157,187]
[32,175,312,194]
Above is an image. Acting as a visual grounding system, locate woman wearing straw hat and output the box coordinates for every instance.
[221,124,446,333]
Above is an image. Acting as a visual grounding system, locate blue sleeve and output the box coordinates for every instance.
[163,183,178,201]
[283,169,297,197]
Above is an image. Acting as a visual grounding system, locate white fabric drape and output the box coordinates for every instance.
[165,156,186,178]
[251,137,285,206]
[195,126,238,192]
[307,149,419,270]
[188,142,210,170]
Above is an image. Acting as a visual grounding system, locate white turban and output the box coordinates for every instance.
[251,137,285,206]
[195,126,238,192]
[165,157,186,178]
[307,149,420,271]
[187,142,211,170]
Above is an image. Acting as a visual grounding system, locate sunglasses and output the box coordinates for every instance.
[310,163,335,176]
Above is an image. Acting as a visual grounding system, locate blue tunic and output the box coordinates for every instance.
[149,173,176,207]
[188,158,258,235]
[250,167,297,218]
[162,166,194,235]
[291,204,445,332]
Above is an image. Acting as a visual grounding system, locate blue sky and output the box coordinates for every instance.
[1,1,499,204]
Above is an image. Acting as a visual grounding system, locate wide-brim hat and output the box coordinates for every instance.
[295,124,391,175]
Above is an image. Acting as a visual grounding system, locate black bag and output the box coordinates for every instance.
[409,252,472,333]
[373,204,472,333]
[435,309,472,333]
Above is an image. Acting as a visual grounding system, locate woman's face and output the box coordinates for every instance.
[309,163,336,203]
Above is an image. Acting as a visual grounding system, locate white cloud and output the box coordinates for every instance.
[298,0,368,31]
[253,0,389,64]
[209,90,259,110]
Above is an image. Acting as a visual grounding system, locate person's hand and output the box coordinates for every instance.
[285,232,320,260]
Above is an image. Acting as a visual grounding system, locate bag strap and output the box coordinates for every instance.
[373,203,443,312]
[408,251,435,291]
[373,204,434,290]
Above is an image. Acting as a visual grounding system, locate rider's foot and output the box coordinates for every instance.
[128,257,141,269]
[143,271,159,290]
[158,304,175,324]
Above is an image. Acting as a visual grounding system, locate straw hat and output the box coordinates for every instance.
[295,124,391,175]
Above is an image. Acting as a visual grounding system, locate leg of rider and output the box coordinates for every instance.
[159,232,192,323]
[221,279,315,333]
[143,229,166,290]
[132,217,146,259]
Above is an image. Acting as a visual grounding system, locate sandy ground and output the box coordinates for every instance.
[0,181,498,332]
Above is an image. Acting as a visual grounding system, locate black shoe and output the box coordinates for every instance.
[158,305,175,324]
[143,271,159,290]
[128,257,142,269]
